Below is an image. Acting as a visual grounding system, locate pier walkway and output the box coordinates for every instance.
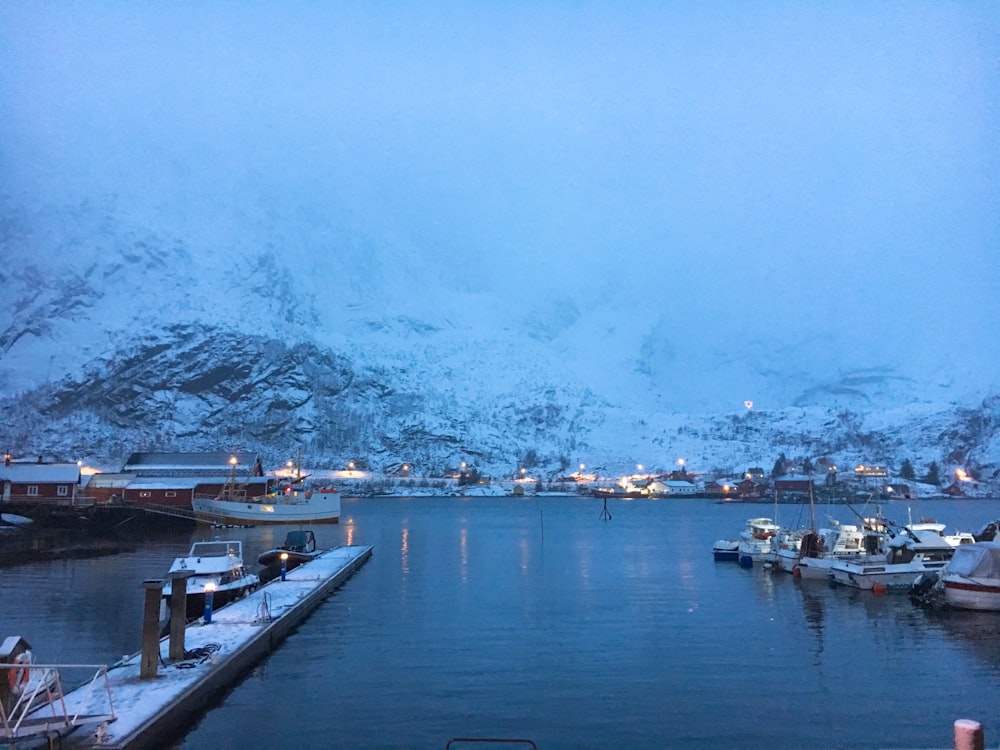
[28,544,373,749]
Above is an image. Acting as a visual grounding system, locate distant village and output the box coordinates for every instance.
[0,450,986,512]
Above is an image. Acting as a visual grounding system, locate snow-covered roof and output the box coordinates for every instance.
[125,478,204,490]
[121,451,260,473]
[84,473,136,488]
[0,462,81,483]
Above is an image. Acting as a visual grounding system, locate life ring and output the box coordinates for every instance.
[8,651,32,692]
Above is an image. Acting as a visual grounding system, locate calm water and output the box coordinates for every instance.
[3,496,1000,749]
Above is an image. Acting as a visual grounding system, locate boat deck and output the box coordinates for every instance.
[35,544,373,749]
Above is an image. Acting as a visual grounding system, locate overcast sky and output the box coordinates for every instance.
[2,2,998,368]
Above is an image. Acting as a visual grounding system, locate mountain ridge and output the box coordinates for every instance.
[0,195,997,487]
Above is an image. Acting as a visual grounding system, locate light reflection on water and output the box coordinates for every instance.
[1,497,999,748]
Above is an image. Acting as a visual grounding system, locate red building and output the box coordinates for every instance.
[0,460,83,505]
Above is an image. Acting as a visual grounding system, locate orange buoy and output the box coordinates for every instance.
[872,583,888,596]
[792,566,802,580]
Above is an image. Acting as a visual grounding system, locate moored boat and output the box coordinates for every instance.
[712,539,739,562]
[828,525,956,592]
[192,485,341,525]
[940,541,1000,610]
[258,529,326,581]
[161,539,260,621]
[737,517,780,568]
[792,520,890,580]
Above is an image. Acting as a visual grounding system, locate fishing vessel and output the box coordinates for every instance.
[192,458,340,525]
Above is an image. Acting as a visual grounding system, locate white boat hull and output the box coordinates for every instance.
[829,560,950,591]
[192,491,341,524]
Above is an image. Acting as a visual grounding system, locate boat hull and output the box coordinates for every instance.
[164,581,258,621]
[712,540,739,562]
[943,579,1000,611]
[829,561,950,591]
[192,491,341,524]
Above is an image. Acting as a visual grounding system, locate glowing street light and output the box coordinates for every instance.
[280,552,289,581]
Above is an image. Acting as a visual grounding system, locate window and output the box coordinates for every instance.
[57,485,69,497]
[139,491,151,498]
[165,491,177,498]
[27,485,38,496]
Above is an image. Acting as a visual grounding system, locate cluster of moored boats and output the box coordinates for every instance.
[713,513,1000,610]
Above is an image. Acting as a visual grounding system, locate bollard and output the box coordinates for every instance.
[280,552,289,581]
[203,584,216,624]
[140,580,164,679]
[168,570,193,661]
[954,719,984,750]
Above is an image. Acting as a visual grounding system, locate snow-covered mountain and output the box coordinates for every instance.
[1,192,998,488]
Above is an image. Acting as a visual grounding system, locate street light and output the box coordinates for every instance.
[280,552,289,581]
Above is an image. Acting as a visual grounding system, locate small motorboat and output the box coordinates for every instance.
[940,541,1000,610]
[258,529,325,581]
[712,539,739,562]
[737,517,780,568]
[161,539,260,622]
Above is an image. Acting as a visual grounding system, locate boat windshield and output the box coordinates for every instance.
[191,541,240,558]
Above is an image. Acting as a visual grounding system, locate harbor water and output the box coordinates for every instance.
[2,495,1000,749]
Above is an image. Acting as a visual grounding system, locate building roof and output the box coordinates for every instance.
[84,473,136,489]
[121,451,261,475]
[124,476,270,490]
[0,463,81,484]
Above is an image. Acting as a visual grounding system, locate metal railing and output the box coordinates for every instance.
[0,663,116,741]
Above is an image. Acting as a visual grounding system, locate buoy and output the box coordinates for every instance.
[7,651,32,692]
[792,566,802,580]
[872,583,888,596]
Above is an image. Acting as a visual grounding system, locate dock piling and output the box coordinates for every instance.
[954,719,984,750]
[140,579,164,679]
[168,571,193,661]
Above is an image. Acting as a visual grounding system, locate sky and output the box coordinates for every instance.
[1,1,999,404]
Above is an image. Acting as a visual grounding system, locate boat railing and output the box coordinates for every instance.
[0,662,116,741]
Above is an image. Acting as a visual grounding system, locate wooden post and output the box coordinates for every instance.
[168,571,193,661]
[140,579,164,679]
[954,719,984,750]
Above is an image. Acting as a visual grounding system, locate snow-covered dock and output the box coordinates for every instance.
[47,544,373,750]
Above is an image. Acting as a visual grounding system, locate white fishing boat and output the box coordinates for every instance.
[161,539,260,621]
[737,517,780,568]
[939,541,1000,610]
[192,484,341,524]
[828,525,957,592]
[192,459,341,525]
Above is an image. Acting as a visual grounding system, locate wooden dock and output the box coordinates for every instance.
[25,544,373,749]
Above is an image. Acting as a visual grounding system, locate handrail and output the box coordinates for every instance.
[0,663,115,740]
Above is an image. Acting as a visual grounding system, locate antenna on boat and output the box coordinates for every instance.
[600,496,612,521]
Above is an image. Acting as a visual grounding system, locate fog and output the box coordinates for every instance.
[2,2,998,391]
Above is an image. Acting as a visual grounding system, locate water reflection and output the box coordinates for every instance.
[798,586,826,663]
[459,526,468,584]
[400,527,409,574]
